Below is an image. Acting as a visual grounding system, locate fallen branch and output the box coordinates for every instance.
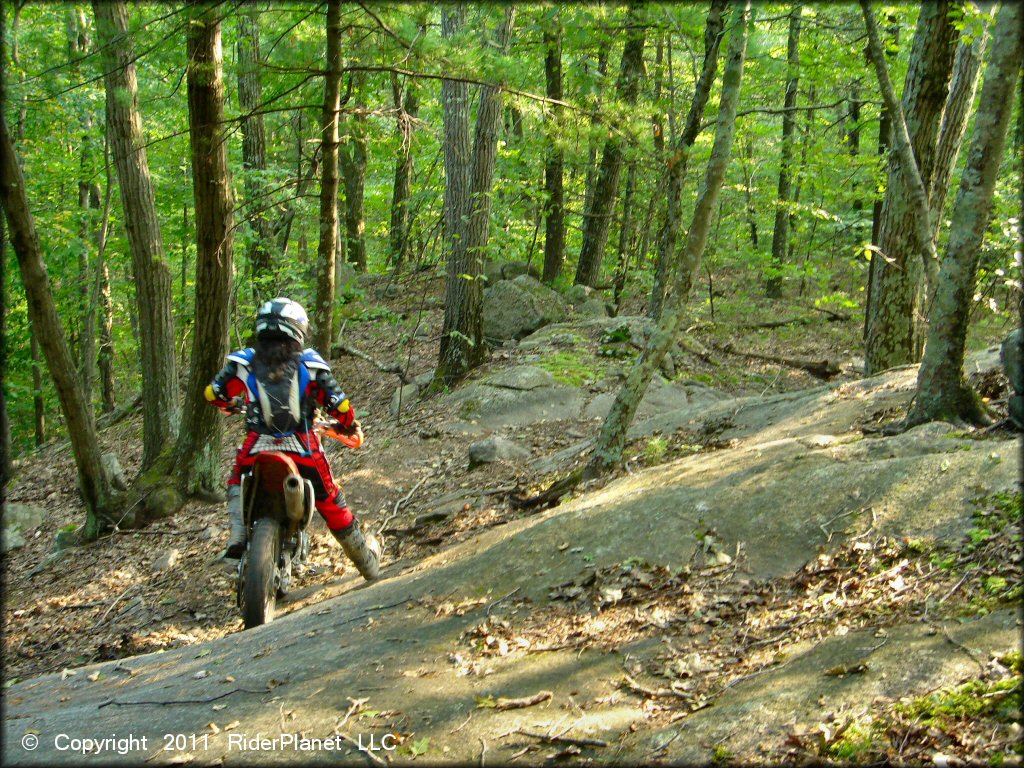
[811,306,851,322]
[495,690,552,711]
[620,674,691,700]
[331,340,411,384]
[510,467,584,511]
[97,392,143,429]
[98,688,265,708]
[333,731,388,766]
[509,730,609,749]
[738,315,812,329]
[708,341,842,380]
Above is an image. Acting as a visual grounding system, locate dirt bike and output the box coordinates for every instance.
[235,419,356,629]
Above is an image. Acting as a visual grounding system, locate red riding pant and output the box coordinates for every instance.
[228,431,353,531]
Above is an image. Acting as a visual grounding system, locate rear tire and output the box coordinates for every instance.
[242,518,280,629]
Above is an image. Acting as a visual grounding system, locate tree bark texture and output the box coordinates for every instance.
[435,5,473,385]
[175,2,234,494]
[436,5,516,386]
[314,0,342,353]
[862,0,959,375]
[765,7,801,299]
[1,112,118,536]
[341,79,368,273]
[908,2,1021,426]
[68,7,100,409]
[236,0,272,302]
[541,20,565,284]
[587,1,750,478]
[928,21,990,238]
[865,17,897,340]
[30,320,44,446]
[613,160,638,309]
[389,71,418,271]
[574,4,646,288]
[93,0,180,468]
[648,0,728,319]
[0,193,9,491]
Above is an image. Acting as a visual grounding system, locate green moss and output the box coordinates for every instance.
[643,435,669,464]
[535,350,606,387]
[827,723,877,760]
[896,677,1022,723]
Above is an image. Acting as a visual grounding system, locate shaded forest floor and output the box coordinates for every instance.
[4,272,1020,764]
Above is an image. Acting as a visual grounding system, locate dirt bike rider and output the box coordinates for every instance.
[204,297,381,581]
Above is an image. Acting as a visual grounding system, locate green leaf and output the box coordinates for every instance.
[408,737,430,757]
[475,695,497,709]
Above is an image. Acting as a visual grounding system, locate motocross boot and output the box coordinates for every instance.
[332,521,381,581]
[224,485,246,560]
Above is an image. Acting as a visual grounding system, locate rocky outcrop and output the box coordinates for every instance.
[483,275,567,341]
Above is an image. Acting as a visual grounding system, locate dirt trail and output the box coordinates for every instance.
[4,354,1020,766]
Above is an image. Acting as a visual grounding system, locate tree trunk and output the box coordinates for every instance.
[436,6,517,386]
[765,7,801,299]
[30,320,45,446]
[389,71,418,272]
[68,7,100,408]
[97,255,115,413]
[174,1,234,496]
[865,16,897,340]
[574,4,646,288]
[862,1,959,375]
[236,0,272,302]
[648,0,729,319]
[928,20,990,238]
[587,1,750,478]
[314,0,342,353]
[341,77,368,273]
[582,47,611,245]
[0,197,9,491]
[849,81,862,213]
[907,2,1021,426]
[1,112,119,538]
[541,19,565,285]
[613,160,638,310]
[93,0,180,468]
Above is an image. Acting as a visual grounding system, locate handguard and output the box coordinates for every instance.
[323,420,364,449]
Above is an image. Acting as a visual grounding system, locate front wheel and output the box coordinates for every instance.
[242,517,281,629]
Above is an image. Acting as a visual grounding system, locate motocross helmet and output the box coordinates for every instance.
[255,297,308,344]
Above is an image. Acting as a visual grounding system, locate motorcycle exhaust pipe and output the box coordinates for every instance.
[283,475,305,522]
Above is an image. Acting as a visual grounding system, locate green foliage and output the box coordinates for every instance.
[534,350,604,387]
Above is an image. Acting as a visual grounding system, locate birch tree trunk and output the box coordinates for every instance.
[648,0,729,319]
[907,1,1021,426]
[1,112,119,538]
[586,0,751,479]
[236,0,272,301]
[436,6,516,386]
[574,4,646,288]
[862,1,959,374]
[313,0,342,353]
[765,7,801,299]
[93,0,180,468]
[174,1,234,496]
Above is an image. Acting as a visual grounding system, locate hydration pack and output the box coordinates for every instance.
[254,368,303,434]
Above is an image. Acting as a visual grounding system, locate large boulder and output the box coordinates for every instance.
[389,370,436,417]
[2,502,46,553]
[468,436,532,467]
[483,260,541,284]
[484,275,567,341]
